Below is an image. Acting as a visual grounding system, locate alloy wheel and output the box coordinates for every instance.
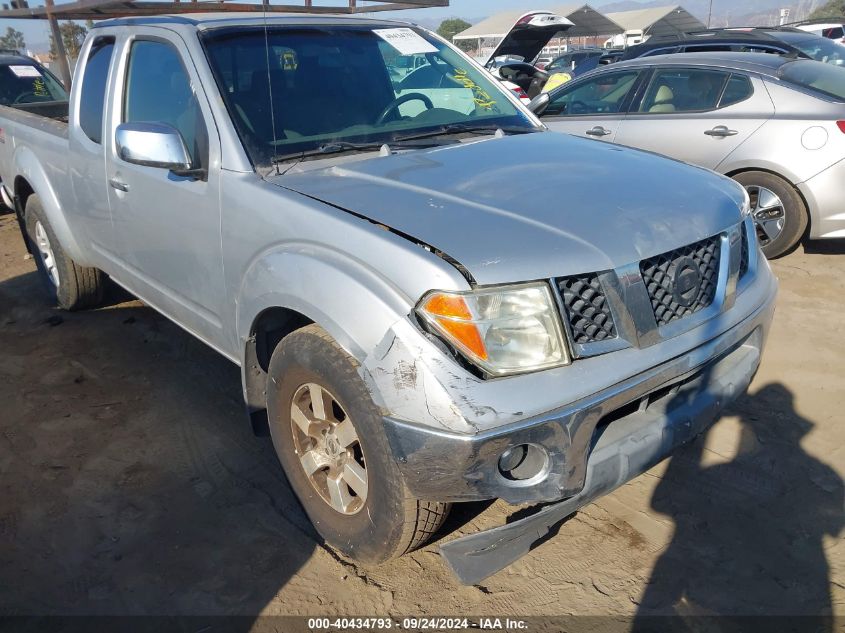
[290,382,367,515]
[34,220,60,288]
[745,185,785,247]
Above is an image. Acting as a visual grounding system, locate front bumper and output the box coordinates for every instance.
[438,328,763,584]
[383,279,774,506]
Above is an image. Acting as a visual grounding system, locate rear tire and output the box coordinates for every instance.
[24,195,104,310]
[732,171,807,259]
[266,324,450,565]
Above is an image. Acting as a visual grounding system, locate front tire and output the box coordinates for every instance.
[24,195,104,310]
[266,324,449,564]
[732,171,808,259]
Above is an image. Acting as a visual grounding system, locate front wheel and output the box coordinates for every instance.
[732,171,808,259]
[266,324,450,565]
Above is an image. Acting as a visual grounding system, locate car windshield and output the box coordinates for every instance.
[201,26,536,166]
[0,62,67,106]
[768,31,845,65]
[779,59,845,100]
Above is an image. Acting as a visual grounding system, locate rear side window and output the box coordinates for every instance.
[123,40,208,167]
[79,36,115,144]
[719,74,753,107]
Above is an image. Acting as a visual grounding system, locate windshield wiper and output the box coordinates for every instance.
[395,124,540,142]
[271,139,448,165]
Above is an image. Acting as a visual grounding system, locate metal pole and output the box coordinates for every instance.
[44,0,72,90]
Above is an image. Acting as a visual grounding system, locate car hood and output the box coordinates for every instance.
[484,12,574,66]
[269,132,745,286]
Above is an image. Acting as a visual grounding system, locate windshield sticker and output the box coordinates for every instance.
[452,68,496,109]
[9,65,41,78]
[374,28,438,56]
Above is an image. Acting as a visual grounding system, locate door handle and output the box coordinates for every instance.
[108,178,129,192]
[704,125,738,138]
[586,126,612,137]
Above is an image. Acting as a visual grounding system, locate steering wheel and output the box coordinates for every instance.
[376,92,434,125]
[13,92,38,105]
[570,100,590,115]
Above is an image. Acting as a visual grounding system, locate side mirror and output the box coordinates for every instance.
[116,122,191,172]
[527,92,550,116]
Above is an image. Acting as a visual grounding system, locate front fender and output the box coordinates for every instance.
[14,145,87,263]
[235,241,415,363]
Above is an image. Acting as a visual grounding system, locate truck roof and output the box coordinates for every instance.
[93,12,415,30]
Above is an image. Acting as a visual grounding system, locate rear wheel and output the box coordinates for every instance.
[732,171,808,259]
[266,324,450,564]
[24,195,105,310]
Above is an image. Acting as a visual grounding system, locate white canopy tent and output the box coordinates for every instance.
[604,5,706,38]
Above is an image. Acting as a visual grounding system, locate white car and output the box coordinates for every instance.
[797,22,845,45]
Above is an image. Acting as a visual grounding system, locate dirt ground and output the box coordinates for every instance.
[0,209,842,621]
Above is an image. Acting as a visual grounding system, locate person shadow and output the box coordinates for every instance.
[633,383,843,631]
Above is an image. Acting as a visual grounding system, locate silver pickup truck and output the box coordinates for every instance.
[0,13,777,583]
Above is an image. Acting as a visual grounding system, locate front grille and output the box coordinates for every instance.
[739,222,749,279]
[640,235,721,327]
[556,274,617,344]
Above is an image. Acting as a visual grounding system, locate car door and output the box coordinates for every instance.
[541,69,644,142]
[105,32,226,349]
[612,67,775,169]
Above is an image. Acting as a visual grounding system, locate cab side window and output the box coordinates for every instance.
[545,71,640,116]
[79,36,115,144]
[123,40,208,168]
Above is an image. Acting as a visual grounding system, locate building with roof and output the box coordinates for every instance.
[604,5,706,39]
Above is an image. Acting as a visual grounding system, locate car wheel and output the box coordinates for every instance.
[266,324,450,564]
[24,195,105,310]
[732,171,808,259]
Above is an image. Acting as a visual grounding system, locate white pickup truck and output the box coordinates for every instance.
[0,13,776,583]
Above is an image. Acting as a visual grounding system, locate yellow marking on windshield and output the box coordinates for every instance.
[452,68,496,109]
[32,77,48,98]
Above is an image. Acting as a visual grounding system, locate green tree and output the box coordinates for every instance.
[809,0,845,19]
[49,21,87,60]
[437,18,474,53]
[0,27,25,52]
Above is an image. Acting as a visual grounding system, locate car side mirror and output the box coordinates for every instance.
[527,92,550,116]
[115,122,192,172]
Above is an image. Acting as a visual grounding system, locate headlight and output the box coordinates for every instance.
[417,282,570,376]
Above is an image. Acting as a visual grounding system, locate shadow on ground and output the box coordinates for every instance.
[0,270,319,620]
[633,381,843,627]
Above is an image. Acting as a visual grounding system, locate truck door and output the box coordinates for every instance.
[105,33,226,349]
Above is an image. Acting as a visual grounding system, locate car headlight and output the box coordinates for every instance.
[417,282,570,376]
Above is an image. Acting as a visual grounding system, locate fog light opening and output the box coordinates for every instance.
[498,444,547,481]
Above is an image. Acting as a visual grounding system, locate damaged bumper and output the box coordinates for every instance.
[383,283,774,583]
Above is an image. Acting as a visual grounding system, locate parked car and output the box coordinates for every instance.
[0,50,67,111]
[797,21,845,44]
[534,55,553,69]
[534,52,845,257]
[0,14,776,584]
[546,48,604,74]
[622,27,845,67]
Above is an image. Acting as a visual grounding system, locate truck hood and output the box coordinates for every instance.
[269,132,745,286]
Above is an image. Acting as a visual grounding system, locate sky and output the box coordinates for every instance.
[1,0,622,53]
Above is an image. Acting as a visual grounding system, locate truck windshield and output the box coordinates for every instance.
[0,62,67,106]
[201,26,536,167]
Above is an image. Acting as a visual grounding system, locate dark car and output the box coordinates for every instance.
[546,48,604,73]
[619,29,807,61]
[0,52,67,117]
[621,27,845,66]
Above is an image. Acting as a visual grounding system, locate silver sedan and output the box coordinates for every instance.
[537,52,845,257]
